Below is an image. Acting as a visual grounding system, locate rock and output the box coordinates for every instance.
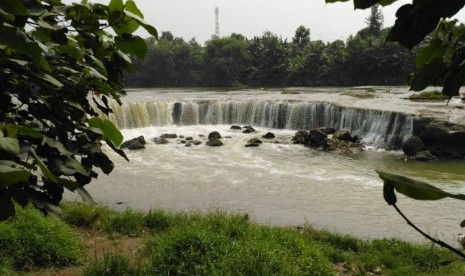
[292,131,308,144]
[402,136,424,157]
[185,136,193,141]
[248,138,262,144]
[185,142,192,147]
[206,139,223,146]
[413,151,437,161]
[242,126,256,133]
[120,136,146,150]
[317,127,336,135]
[333,130,352,141]
[246,138,262,147]
[192,140,202,145]
[179,135,185,138]
[208,131,222,140]
[308,129,327,147]
[262,132,275,139]
[245,143,260,147]
[153,137,169,144]
[199,134,206,138]
[180,140,187,144]
[231,125,242,130]
[224,136,232,139]
[160,133,177,139]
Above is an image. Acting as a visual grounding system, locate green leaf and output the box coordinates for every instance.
[31,149,58,183]
[376,170,465,201]
[58,178,79,191]
[115,34,147,59]
[88,118,123,148]
[76,186,96,204]
[0,165,30,187]
[0,137,20,155]
[123,10,158,38]
[52,157,89,176]
[109,0,124,14]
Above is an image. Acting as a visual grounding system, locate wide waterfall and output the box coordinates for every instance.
[105,100,413,149]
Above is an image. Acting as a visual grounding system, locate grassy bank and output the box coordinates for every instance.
[0,203,464,275]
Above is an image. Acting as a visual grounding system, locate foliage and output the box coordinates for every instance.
[0,206,82,270]
[0,0,156,220]
[61,201,113,229]
[107,208,145,236]
[127,24,414,87]
[327,0,465,98]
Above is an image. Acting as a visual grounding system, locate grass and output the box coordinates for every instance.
[2,203,465,275]
[0,206,83,271]
[409,90,447,101]
[342,90,377,99]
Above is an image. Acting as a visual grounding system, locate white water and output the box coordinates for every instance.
[75,88,465,245]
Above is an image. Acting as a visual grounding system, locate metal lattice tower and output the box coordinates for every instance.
[214,7,219,37]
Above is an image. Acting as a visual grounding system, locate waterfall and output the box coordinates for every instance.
[104,100,413,149]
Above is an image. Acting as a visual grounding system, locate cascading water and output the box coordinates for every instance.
[104,100,413,149]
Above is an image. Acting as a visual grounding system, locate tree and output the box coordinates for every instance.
[247,31,289,86]
[358,4,383,37]
[0,0,156,220]
[203,36,250,86]
[291,25,311,56]
[326,0,465,259]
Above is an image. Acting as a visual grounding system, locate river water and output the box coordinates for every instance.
[70,88,465,245]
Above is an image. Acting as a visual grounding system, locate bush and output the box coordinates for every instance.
[0,207,82,270]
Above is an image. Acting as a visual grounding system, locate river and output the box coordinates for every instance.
[68,87,465,246]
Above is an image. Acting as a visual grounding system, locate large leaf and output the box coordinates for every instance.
[376,170,465,201]
[30,149,58,183]
[0,137,20,155]
[0,165,30,187]
[88,117,123,147]
[115,34,147,59]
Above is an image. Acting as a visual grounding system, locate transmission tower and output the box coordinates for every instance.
[214,7,219,37]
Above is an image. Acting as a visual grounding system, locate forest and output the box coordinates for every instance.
[126,6,415,88]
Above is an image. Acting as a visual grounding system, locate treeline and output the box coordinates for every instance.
[126,8,415,87]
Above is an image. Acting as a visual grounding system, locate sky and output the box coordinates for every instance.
[65,0,465,44]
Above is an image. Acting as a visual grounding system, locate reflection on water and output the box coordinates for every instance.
[67,124,465,246]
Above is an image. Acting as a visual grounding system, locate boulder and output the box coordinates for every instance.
[206,139,223,147]
[308,129,327,147]
[153,137,169,144]
[120,135,146,150]
[160,133,177,139]
[246,138,262,147]
[292,131,308,144]
[242,126,256,133]
[199,134,206,138]
[413,151,437,161]
[402,136,424,157]
[248,138,262,144]
[231,125,242,130]
[185,136,193,141]
[192,140,202,145]
[333,130,352,141]
[185,142,192,147]
[208,131,222,140]
[262,132,275,139]
[180,140,187,144]
[317,127,336,135]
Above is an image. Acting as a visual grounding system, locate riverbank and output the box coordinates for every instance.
[2,203,464,275]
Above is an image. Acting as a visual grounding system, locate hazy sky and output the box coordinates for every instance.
[66,0,465,44]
